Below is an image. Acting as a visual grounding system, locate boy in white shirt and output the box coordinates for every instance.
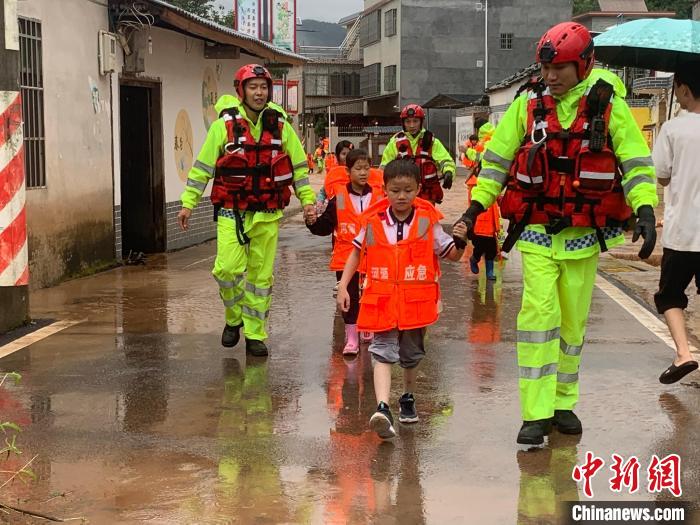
[652,66,700,384]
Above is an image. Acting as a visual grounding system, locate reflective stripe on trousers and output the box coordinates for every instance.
[517,251,598,421]
[213,212,279,340]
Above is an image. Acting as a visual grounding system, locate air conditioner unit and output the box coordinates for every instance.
[99,30,118,75]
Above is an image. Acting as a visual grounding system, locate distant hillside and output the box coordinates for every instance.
[297,19,345,47]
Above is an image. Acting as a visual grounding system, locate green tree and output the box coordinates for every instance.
[168,0,234,26]
[573,0,693,18]
[573,0,598,15]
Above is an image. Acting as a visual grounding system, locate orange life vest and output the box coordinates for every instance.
[325,153,338,171]
[466,179,500,238]
[356,198,442,332]
[330,184,383,270]
[324,166,384,200]
[212,107,294,211]
[462,140,480,169]
[394,131,443,203]
[500,79,631,251]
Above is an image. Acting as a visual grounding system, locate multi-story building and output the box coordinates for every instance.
[357,0,573,150]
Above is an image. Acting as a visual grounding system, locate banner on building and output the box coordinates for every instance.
[271,0,296,52]
[455,116,474,160]
[235,0,260,39]
[272,80,299,114]
[286,80,298,114]
[272,80,284,107]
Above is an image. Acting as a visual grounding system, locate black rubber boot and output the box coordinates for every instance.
[221,323,242,348]
[517,419,552,445]
[553,410,582,435]
[245,338,269,357]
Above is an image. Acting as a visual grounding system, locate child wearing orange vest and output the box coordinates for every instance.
[466,176,501,280]
[336,159,468,439]
[317,140,355,203]
[307,149,384,355]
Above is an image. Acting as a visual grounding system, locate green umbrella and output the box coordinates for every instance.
[594,17,700,72]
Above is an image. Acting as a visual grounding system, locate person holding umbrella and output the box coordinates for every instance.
[652,67,700,384]
[456,22,659,446]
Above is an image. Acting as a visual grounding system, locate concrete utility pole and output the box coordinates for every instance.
[484,0,489,91]
[0,0,29,333]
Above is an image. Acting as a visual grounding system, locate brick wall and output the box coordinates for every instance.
[165,200,216,251]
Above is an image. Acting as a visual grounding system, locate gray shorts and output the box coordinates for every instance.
[369,328,426,369]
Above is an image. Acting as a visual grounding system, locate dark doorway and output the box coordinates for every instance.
[119,81,165,257]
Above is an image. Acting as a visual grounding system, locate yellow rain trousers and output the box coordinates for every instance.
[213,211,279,341]
[518,252,599,421]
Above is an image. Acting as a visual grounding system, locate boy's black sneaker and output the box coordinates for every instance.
[398,393,419,423]
[245,338,269,357]
[516,419,552,445]
[552,410,582,435]
[221,323,243,348]
[370,402,396,440]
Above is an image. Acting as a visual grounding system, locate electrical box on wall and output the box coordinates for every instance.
[99,30,118,75]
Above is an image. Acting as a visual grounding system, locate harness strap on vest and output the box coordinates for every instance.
[590,206,608,252]
[502,204,533,253]
[421,131,434,153]
[232,210,250,246]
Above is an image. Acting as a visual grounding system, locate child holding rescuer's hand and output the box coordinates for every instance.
[336,159,468,440]
[306,148,384,355]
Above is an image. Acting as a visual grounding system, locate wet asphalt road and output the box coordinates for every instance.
[1,191,700,524]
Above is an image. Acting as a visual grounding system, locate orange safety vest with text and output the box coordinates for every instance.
[330,184,383,271]
[324,166,384,200]
[357,198,442,332]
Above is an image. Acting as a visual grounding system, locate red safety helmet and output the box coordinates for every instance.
[234,64,273,102]
[536,22,595,81]
[400,104,426,120]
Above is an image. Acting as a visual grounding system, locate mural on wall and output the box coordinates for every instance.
[202,67,219,130]
[174,110,194,183]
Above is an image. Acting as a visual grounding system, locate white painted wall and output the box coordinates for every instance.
[488,84,520,125]
[116,28,255,205]
[19,0,115,288]
[363,0,401,96]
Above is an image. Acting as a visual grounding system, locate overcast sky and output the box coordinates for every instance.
[297,0,364,23]
[217,1,363,24]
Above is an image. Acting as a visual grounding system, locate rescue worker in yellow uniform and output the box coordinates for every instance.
[456,22,658,445]
[380,104,456,204]
[178,64,316,357]
[464,117,495,172]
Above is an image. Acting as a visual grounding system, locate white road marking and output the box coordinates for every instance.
[0,319,85,360]
[182,255,216,270]
[596,275,699,358]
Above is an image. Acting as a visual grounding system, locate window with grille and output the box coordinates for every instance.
[384,65,396,92]
[360,63,381,96]
[360,10,381,47]
[500,33,513,50]
[19,18,46,189]
[385,9,397,37]
[305,74,329,96]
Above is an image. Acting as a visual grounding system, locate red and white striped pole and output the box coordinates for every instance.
[0,0,29,332]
